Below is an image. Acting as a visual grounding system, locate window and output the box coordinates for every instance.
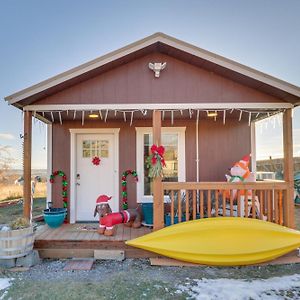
[136,127,186,203]
[82,139,109,158]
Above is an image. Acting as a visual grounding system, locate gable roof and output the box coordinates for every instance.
[4,32,300,107]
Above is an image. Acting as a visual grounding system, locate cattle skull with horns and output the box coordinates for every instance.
[148,62,167,78]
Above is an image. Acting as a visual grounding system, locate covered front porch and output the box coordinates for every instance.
[20,103,295,231]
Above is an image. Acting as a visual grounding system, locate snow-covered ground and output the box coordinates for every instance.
[0,279,13,300]
[0,279,12,291]
[177,274,300,300]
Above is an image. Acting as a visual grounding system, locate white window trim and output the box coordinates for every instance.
[69,128,120,223]
[136,127,186,203]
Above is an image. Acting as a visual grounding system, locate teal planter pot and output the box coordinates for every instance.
[43,208,67,228]
[164,214,202,226]
[142,203,153,225]
[164,214,186,226]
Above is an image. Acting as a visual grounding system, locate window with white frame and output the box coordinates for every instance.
[136,127,186,203]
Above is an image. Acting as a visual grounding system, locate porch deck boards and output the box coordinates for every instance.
[35,223,151,241]
[34,224,154,259]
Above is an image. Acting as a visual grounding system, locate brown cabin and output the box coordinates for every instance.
[5,33,300,238]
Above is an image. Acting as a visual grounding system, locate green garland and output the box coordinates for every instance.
[49,170,68,208]
[121,170,138,210]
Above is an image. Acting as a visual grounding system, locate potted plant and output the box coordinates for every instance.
[0,217,34,259]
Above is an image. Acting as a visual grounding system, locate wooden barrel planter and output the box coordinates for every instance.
[0,226,34,259]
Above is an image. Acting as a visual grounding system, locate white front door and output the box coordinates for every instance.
[76,133,118,221]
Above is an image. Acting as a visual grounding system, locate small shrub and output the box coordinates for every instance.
[10,217,30,230]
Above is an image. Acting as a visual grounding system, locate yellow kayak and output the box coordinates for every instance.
[126,217,300,266]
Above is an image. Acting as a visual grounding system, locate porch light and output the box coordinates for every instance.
[207,111,218,118]
[88,113,99,119]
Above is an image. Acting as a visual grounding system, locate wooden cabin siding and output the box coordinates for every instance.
[51,118,250,216]
[198,119,251,181]
[35,53,282,106]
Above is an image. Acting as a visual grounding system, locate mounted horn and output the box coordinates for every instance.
[148,62,167,78]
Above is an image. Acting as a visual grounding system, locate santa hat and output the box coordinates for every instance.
[239,154,250,167]
[96,195,112,204]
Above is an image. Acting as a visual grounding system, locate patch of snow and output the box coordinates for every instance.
[0,226,10,232]
[177,274,300,300]
[0,279,12,291]
[0,278,13,300]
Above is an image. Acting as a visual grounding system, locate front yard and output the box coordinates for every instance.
[1,200,300,299]
[0,198,46,224]
[1,259,300,299]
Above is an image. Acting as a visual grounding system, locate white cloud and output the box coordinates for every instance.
[0,133,15,140]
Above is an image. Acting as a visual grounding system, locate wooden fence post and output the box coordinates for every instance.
[283,108,295,228]
[153,110,164,230]
[23,111,32,220]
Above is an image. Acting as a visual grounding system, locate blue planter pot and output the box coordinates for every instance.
[165,215,186,226]
[165,213,202,226]
[43,208,67,228]
[142,203,153,225]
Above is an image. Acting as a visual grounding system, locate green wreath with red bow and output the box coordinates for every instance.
[146,144,166,178]
[121,170,138,210]
[49,170,68,208]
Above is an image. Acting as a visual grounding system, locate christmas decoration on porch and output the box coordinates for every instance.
[92,156,101,166]
[146,144,166,178]
[94,194,142,236]
[49,170,68,208]
[121,170,138,210]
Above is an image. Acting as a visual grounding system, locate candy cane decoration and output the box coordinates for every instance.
[49,170,68,209]
[121,170,138,210]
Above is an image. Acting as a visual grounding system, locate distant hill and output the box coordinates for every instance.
[257,157,300,174]
[7,169,47,177]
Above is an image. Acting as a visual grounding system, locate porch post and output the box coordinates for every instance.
[153,110,164,230]
[23,111,32,220]
[282,108,295,228]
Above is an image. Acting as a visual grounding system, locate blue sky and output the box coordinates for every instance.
[0,0,299,169]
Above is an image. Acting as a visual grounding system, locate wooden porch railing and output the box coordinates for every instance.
[162,181,290,227]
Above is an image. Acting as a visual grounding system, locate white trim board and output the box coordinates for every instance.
[5,32,300,104]
[46,124,52,208]
[250,122,257,175]
[69,128,120,223]
[24,102,293,111]
[136,127,186,203]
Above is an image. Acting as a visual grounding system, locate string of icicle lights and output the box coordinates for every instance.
[30,108,285,127]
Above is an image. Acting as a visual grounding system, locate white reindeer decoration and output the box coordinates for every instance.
[148,62,167,78]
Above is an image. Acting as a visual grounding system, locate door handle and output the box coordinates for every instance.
[76,182,80,186]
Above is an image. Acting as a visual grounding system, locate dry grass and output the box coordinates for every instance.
[0,182,47,201]
[0,197,46,224]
